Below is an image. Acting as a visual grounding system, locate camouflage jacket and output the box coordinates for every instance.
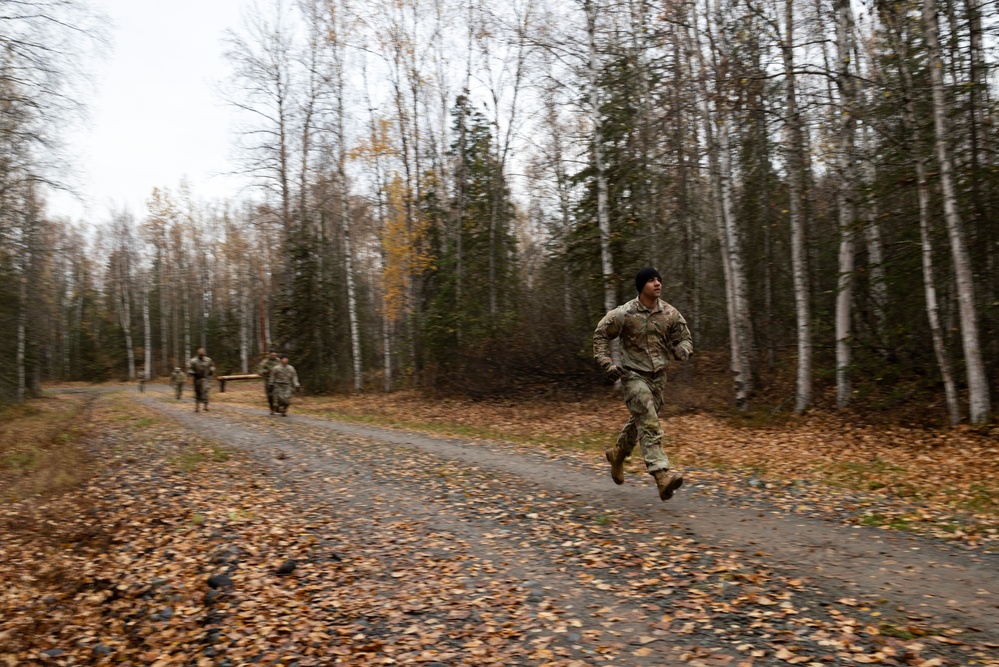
[593,297,693,374]
[187,356,215,379]
[170,370,186,386]
[270,364,300,387]
[256,357,279,380]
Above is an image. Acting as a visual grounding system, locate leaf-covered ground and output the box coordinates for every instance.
[4,387,997,666]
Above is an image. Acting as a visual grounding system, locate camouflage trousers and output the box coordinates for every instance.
[264,381,276,411]
[173,383,184,399]
[614,369,671,473]
[194,378,211,404]
[273,383,294,410]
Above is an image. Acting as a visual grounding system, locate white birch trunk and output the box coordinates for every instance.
[342,186,363,393]
[240,270,249,374]
[698,2,750,408]
[704,109,748,409]
[585,0,615,318]
[718,117,754,397]
[861,122,887,346]
[889,10,961,425]
[16,267,27,403]
[382,311,392,393]
[681,17,703,342]
[883,10,961,423]
[834,0,857,409]
[917,168,961,425]
[182,268,191,363]
[334,12,363,394]
[118,280,135,381]
[923,0,991,423]
[159,254,169,375]
[782,0,812,412]
[362,63,392,392]
[142,275,151,381]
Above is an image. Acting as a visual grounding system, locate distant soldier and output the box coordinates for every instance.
[137,371,146,393]
[187,348,216,413]
[269,356,300,416]
[170,367,186,399]
[256,351,281,415]
[593,267,693,502]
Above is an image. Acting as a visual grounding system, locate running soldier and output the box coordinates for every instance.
[187,348,216,413]
[170,367,186,400]
[256,351,281,415]
[593,267,693,501]
[269,356,300,416]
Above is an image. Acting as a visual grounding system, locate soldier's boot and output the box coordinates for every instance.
[605,447,627,485]
[203,403,209,412]
[195,403,200,413]
[651,469,684,501]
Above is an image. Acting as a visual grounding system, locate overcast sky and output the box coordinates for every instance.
[47,0,251,221]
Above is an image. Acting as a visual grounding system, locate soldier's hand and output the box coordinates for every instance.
[605,364,625,382]
[674,347,690,362]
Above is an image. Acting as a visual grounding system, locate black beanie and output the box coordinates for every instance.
[635,267,662,293]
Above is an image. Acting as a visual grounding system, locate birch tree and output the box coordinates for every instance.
[833,0,858,409]
[779,0,812,412]
[325,0,364,392]
[107,213,137,380]
[922,0,990,423]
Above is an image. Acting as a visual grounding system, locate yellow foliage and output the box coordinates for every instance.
[382,173,434,323]
[349,118,396,164]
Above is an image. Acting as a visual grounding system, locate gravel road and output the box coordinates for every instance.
[136,388,999,666]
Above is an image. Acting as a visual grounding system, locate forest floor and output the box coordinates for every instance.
[0,383,997,666]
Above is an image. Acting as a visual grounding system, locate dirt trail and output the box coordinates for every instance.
[137,387,999,664]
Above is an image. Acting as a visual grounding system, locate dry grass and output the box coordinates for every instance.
[0,393,96,501]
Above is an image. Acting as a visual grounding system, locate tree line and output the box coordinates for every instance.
[3,0,999,425]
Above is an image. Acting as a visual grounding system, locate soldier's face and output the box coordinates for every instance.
[641,277,662,300]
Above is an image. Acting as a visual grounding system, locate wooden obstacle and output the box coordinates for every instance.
[217,374,261,392]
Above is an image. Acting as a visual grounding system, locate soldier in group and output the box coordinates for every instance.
[256,351,281,415]
[187,348,216,413]
[593,267,693,502]
[269,355,300,416]
[170,367,186,400]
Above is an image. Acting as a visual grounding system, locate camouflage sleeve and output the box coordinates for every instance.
[592,308,623,370]
[292,368,300,389]
[670,314,694,359]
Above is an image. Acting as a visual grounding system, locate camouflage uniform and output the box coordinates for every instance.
[593,297,693,475]
[256,356,280,414]
[170,368,186,399]
[269,363,300,415]
[187,353,216,411]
